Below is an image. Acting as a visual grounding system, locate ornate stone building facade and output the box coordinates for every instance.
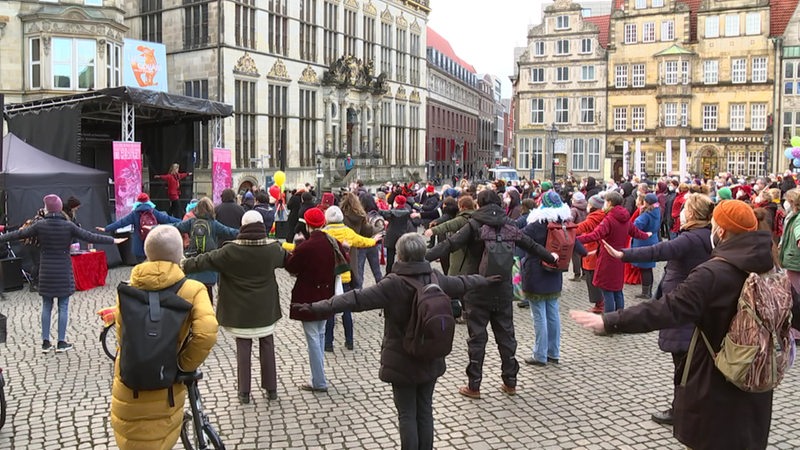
[123,0,429,190]
[774,0,800,173]
[514,0,608,181]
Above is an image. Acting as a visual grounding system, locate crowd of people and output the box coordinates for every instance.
[6,168,800,450]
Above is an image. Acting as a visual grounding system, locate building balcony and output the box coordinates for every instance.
[655,83,693,99]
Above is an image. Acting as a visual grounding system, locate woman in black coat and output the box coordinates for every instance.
[0,195,124,353]
[284,186,305,242]
[294,233,490,450]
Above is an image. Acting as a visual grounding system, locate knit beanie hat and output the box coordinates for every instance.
[541,181,553,192]
[395,195,407,207]
[426,184,435,193]
[588,195,604,210]
[144,225,183,264]
[244,191,254,200]
[717,187,732,200]
[137,193,150,203]
[645,193,658,205]
[304,208,326,228]
[321,192,335,210]
[325,206,344,224]
[541,190,563,208]
[572,192,585,202]
[241,210,263,226]
[713,199,758,234]
[43,194,63,213]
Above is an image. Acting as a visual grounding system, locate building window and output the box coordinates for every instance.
[185,80,210,168]
[655,151,666,175]
[681,102,688,127]
[556,15,569,30]
[530,67,544,83]
[394,104,406,164]
[580,38,592,54]
[85,0,103,5]
[323,0,339,65]
[556,67,570,82]
[29,38,41,89]
[632,106,645,131]
[786,62,799,95]
[783,111,800,141]
[298,89,318,167]
[615,65,628,88]
[664,60,678,85]
[752,57,767,83]
[746,12,761,35]
[531,98,544,124]
[661,20,674,41]
[300,0,318,62]
[730,104,746,131]
[363,15,376,64]
[234,79,256,168]
[704,60,719,84]
[518,138,530,170]
[681,60,690,84]
[555,98,569,124]
[141,0,162,43]
[588,138,600,171]
[236,0,256,49]
[653,0,664,7]
[664,102,677,127]
[534,41,545,56]
[643,22,655,43]
[705,16,719,38]
[556,40,570,55]
[727,151,746,175]
[748,151,764,176]
[725,15,740,37]
[614,107,627,131]
[268,84,288,168]
[410,105,420,165]
[381,23,392,78]
[52,38,95,90]
[632,63,645,87]
[580,97,595,124]
[344,8,357,57]
[625,24,637,44]
[381,101,392,161]
[572,139,585,171]
[105,42,121,88]
[410,33,421,85]
[396,28,407,82]
[532,137,543,170]
[703,104,718,131]
[732,58,746,83]
[635,0,646,9]
[581,65,595,81]
[183,0,209,49]
[751,103,767,131]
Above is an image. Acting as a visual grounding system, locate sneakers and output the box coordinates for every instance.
[499,384,516,396]
[524,357,546,366]
[55,341,73,353]
[41,340,53,354]
[299,383,328,393]
[458,386,481,399]
[547,357,559,364]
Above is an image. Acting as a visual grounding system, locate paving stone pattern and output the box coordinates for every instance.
[0,263,798,449]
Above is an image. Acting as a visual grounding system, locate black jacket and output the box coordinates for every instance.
[214,201,245,245]
[379,206,419,249]
[605,231,800,450]
[285,192,303,241]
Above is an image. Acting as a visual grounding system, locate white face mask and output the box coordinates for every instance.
[680,208,687,225]
[784,201,792,211]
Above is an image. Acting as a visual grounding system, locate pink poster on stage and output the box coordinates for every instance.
[212,148,232,204]
[112,141,143,218]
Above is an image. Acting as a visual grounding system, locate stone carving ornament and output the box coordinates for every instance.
[233,53,260,77]
[321,55,388,95]
[299,65,320,85]
[267,59,291,81]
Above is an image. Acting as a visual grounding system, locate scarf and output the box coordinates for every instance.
[237,222,267,241]
[323,233,350,275]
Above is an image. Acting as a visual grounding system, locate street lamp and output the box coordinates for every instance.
[451,149,458,179]
[546,123,559,183]
[315,149,323,182]
[763,132,772,177]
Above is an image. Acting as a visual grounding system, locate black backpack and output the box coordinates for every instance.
[117,279,191,404]
[472,220,520,279]
[393,272,456,360]
[187,218,216,256]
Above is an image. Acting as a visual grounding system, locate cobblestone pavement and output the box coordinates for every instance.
[0,262,798,450]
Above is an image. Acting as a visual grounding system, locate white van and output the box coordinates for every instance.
[488,167,520,182]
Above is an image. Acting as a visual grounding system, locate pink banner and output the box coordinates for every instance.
[212,148,232,204]
[112,141,142,218]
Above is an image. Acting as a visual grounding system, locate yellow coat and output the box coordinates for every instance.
[322,223,376,283]
[111,261,218,450]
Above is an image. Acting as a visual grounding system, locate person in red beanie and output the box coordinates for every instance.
[155,163,192,218]
[379,195,420,273]
[319,192,336,212]
[98,192,180,263]
[572,199,800,450]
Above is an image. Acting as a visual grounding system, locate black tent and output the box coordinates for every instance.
[1,133,121,266]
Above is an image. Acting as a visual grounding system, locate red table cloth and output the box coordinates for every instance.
[72,251,108,291]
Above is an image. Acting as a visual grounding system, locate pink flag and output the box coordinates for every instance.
[112,141,142,218]
[212,148,232,204]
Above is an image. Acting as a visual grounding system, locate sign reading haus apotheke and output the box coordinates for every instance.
[695,136,763,144]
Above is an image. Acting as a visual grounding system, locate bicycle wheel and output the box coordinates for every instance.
[100,323,117,361]
[0,371,6,430]
[180,413,225,450]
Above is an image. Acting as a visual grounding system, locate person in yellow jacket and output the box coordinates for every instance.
[322,206,382,351]
[111,226,218,450]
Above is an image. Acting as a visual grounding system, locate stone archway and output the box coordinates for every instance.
[237,175,259,195]
[693,145,720,179]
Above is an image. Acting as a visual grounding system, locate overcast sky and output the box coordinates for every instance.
[427,0,549,98]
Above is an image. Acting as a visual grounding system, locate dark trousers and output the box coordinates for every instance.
[583,269,603,304]
[325,282,354,347]
[392,380,436,450]
[671,351,687,387]
[464,301,519,391]
[386,248,397,274]
[235,336,277,394]
[641,268,654,287]
[168,199,182,218]
[571,252,582,277]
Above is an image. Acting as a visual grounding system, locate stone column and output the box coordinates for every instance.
[340,100,347,154]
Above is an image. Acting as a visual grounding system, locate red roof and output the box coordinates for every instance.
[426,27,477,74]
[770,0,800,37]
[584,15,611,48]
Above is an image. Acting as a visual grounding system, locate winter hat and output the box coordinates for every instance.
[144,225,183,265]
[43,194,63,213]
[66,196,81,210]
[320,192,335,210]
[395,195,407,207]
[737,184,753,198]
[137,193,150,203]
[541,181,553,192]
[588,195,604,210]
[572,192,585,202]
[713,199,758,234]
[244,191,254,200]
[645,193,658,205]
[426,184,435,193]
[304,208,326,228]
[241,210,264,226]
[325,206,344,224]
[541,190,563,208]
[717,187,732,200]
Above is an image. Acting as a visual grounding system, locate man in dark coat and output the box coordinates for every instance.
[379,195,420,273]
[426,190,557,399]
[99,193,180,263]
[584,176,601,199]
[214,188,245,245]
[572,200,800,450]
[284,185,306,242]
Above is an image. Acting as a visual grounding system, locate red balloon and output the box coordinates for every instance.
[268,185,281,200]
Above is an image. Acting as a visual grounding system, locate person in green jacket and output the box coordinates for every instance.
[424,196,476,276]
[779,188,800,292]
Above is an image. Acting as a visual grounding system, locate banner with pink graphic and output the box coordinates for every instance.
[112,141,142,218]
[212,148,232,204]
